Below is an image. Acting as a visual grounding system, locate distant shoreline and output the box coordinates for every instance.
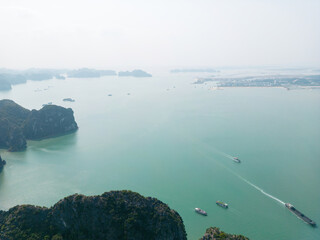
[211,86,320,90]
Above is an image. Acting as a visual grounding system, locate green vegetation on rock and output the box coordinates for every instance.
[0,99,78,151]
[0,190,187,240]
[199,227,249,240]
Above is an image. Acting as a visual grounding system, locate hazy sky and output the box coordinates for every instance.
[0,0,319,69]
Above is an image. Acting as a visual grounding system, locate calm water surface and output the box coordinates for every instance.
[0,71,319,239]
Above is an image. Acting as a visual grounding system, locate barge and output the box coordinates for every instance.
[285,203,316,227]
[216,201,228,208]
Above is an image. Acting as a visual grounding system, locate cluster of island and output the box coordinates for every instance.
[193,74,320,88]
[0,68,152,91]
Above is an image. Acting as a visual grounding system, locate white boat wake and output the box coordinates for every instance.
[38,148,60,153]
[197,144,285,205]
[178,133,286,206]
[234,173,285,205]
[215,150,235,160]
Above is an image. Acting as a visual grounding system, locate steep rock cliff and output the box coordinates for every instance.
[0,99,78,151]
[23,105,78,140]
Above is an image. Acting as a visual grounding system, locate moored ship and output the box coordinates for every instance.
[216,201,228,208]
[195,208,207,216]
[285,203,316,227]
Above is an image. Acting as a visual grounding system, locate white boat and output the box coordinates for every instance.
[233,157,241,163]
[195,208,207,216]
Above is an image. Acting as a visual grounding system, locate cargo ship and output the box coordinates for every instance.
[195,208,207,216]
[285,203,316,227]
[216,201,228,208]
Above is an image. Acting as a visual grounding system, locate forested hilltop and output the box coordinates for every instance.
[0,190,249,240]
[199,227,249,240]
[0,190,187,240]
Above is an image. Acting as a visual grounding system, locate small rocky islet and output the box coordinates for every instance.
[118,69,152,77]
[0,99,78,151]
[199,227,249,240]
[62,98,75,102]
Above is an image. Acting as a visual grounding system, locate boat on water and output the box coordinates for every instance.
[233,157,241,163]
[285,203,316,227]
[216,201,228,208]
[195,208,207,216]
[63,98,75,102]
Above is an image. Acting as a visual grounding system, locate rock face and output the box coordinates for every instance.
[0,155,6,170]
[0,99,78,151]
[200,227,249,240]
[0,190,187,240]
[0,100,30,151]
[23,105,78,140]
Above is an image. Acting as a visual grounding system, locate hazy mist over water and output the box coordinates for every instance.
[0,0,320,69]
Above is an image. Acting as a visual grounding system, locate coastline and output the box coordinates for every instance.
[209,86,320,90]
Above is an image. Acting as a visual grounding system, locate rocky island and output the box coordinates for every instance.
[0,190,187,240]
[0,99,78,151]
[199,227,249,240]
[118,69,152,77]
[67,68,116,78]
[0,69,68,84]
[0,155,6,170]
[0,68,118,89]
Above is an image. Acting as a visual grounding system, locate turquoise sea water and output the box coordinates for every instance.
[0,70,320,239]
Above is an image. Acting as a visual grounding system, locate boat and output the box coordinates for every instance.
[195,208,207,216]
[63,98,75,102]
[285,203,316,227]
[233,157,241,163]
[216,201,228,208]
